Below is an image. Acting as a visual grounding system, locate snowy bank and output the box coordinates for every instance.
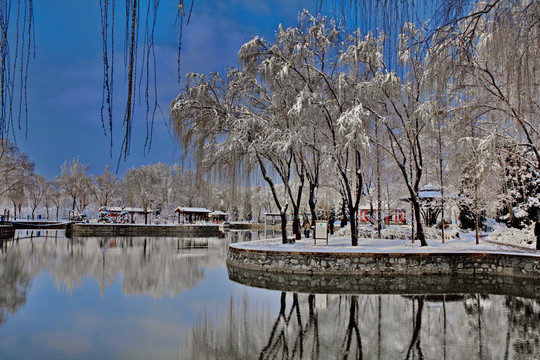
[227,224,540,278]
[232,227,540,256]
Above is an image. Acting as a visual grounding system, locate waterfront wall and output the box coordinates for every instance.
[69,223,221,237]
[227,245,540,278]
[0,225,15,239]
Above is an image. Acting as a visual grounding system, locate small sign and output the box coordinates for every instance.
[314,220,328,246]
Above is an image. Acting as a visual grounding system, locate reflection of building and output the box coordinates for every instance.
[175,207,211,224]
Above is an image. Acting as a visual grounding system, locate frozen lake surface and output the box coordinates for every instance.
[0,230,539,359]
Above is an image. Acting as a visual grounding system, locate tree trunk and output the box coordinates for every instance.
[375,121,382,238]
[256,154,288,244]
[412,199,427,246]
[280,211,288,244]
[349,204,359,246]
[292,216,301,240]
[475,212,480,245]
[308,182,318,226]
[411,201,415,243]
[341,200,348,227]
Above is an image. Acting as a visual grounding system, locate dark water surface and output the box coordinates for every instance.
[0,230,539,359]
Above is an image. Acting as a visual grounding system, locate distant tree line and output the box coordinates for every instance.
[0,139,277,222]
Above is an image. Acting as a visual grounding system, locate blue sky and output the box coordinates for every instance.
[12,0,318,180]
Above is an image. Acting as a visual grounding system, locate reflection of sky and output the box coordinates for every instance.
[1,232,540,358]
[0,241,281,359]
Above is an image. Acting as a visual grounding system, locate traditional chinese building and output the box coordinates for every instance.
[174,207,211,224]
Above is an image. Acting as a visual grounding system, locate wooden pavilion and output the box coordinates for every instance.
[174,207,211,224]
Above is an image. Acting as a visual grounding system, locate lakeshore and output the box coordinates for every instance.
[227,232,540,278]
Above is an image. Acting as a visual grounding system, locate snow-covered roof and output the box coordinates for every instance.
[418,183,442,199]
[107,206,150,213]
[175,207,211,213]
[358,204,406,211]
[209,211,228,216]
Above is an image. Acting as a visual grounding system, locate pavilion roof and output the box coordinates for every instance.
[418,183,442,199]
[175,207,211,214]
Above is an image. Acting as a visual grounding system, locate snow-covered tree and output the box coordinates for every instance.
[121,163,173,223]
[92,165,120,207]
[172,12,393,245]
[456,135,499,243]
[363,23,436,246]
[498,145,540,228]
[0,139,35,217]
[55,157,93,213]
[170,167,204,210]
[432,3,539,161]
[26,174,48,220]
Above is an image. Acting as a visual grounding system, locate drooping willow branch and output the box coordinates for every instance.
[98,0,193,170]
[100,0,115,157]
[119,0,139,165]
[0,0,34,140]
[315,0,474,69]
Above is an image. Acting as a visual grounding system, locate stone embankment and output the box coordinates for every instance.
[227,244,540,278]
[68,223,221,237]
[0,225,15,239]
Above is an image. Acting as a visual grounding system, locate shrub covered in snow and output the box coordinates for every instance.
[485,221,536,246]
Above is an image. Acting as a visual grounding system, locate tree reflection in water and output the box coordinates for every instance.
[0,231,62,325]
[184,291,540,359]
[259,293,322,359]
[0,230,228,301]
[1,230,540,358]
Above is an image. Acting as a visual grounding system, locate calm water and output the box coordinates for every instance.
[0,230,539,359]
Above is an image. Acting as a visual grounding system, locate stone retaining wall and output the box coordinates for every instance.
[227,245,540,278]
[0,225,15,239]
[69,223,221,237]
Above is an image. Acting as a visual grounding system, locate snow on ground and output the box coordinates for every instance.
[233,221,540,257]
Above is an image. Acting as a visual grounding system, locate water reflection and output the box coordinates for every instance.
[0,230,232,302]
[185,291,540,359]
[1,230,539,359]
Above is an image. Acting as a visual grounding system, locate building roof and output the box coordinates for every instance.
[107,206,150,213]
[264,212,283,217]
[418,183,443,199]
[174,207,211,214]
[209,211,228,216]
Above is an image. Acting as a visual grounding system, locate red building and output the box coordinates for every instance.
[358,208,406,225]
